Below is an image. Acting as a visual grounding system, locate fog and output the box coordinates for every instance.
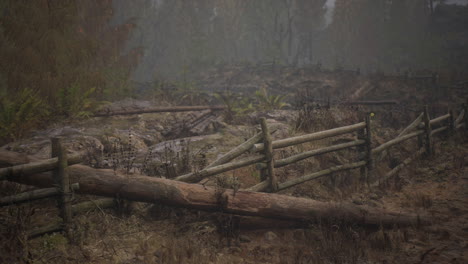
[106,0,468,83]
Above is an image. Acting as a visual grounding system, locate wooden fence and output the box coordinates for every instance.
[0,101,467,238]
[175,100,467,195]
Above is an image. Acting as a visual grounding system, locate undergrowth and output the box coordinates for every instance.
[0,89,49,144]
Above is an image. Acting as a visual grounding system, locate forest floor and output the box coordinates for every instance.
[0,68,467,263]
[0,115,466,264]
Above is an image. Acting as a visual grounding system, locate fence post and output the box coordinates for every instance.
[464,99,468,130]
[358,115,373,187]
[422,106,433,156]
[448,109,455,136]
[260,118,277,192]
[364,115,373,185]
[51,137,72,236]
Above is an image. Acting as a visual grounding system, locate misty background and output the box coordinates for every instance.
[109,0,468,82]
[1,0,468,142]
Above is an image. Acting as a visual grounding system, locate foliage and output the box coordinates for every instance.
[213,91,254,122]
[58,83,98,118]
[0,0,136,143]
[0,88,49,143]
[254,86,288,111]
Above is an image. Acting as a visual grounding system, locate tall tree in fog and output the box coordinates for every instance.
[0,0,136,111]
[327,0,455,71]
[112,0,327,81]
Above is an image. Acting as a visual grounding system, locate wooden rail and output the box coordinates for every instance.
[249,161,367,192]
[93,105,226,117]
[372,130,424,155]
[0,138,81,238]
[252,122,366,152]
[257,140,365,169]
[174,155,265,182]
[1,100,466,239]
[0,183,79,206]
[0,154,82,181]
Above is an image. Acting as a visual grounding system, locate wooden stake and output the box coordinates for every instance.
[422,106,433,156]
[364,115,373,185]
[260,118,277,192]
[357,127,367,184]
[464,99,468,131]
[448,109,455,136]
[51,138,72,236]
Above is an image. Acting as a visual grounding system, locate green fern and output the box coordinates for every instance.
[0,89,49,142]
[58,82,98,118]
[254,86,287,111]
[213,91,254,122]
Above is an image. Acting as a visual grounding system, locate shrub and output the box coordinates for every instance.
[0,88,49,143]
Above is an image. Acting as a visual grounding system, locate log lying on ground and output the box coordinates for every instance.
[93,105,226,117]
[3,157,428,227]
[343,100,399,106]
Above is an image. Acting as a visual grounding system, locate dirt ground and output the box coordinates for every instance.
[0,69,466,263]
[1,132,466,264]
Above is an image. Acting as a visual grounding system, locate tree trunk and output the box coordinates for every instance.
[1,152,429,227]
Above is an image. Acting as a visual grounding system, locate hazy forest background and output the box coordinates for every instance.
[1,0,468,143]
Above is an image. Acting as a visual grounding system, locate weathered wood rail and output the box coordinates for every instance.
[1,100,467,239]
[93,105,226,117]
[0,138,82,238]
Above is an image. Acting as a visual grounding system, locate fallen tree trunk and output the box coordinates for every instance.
[93,105,226,117]
[343,100,399,106]
[2,157,429,227]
